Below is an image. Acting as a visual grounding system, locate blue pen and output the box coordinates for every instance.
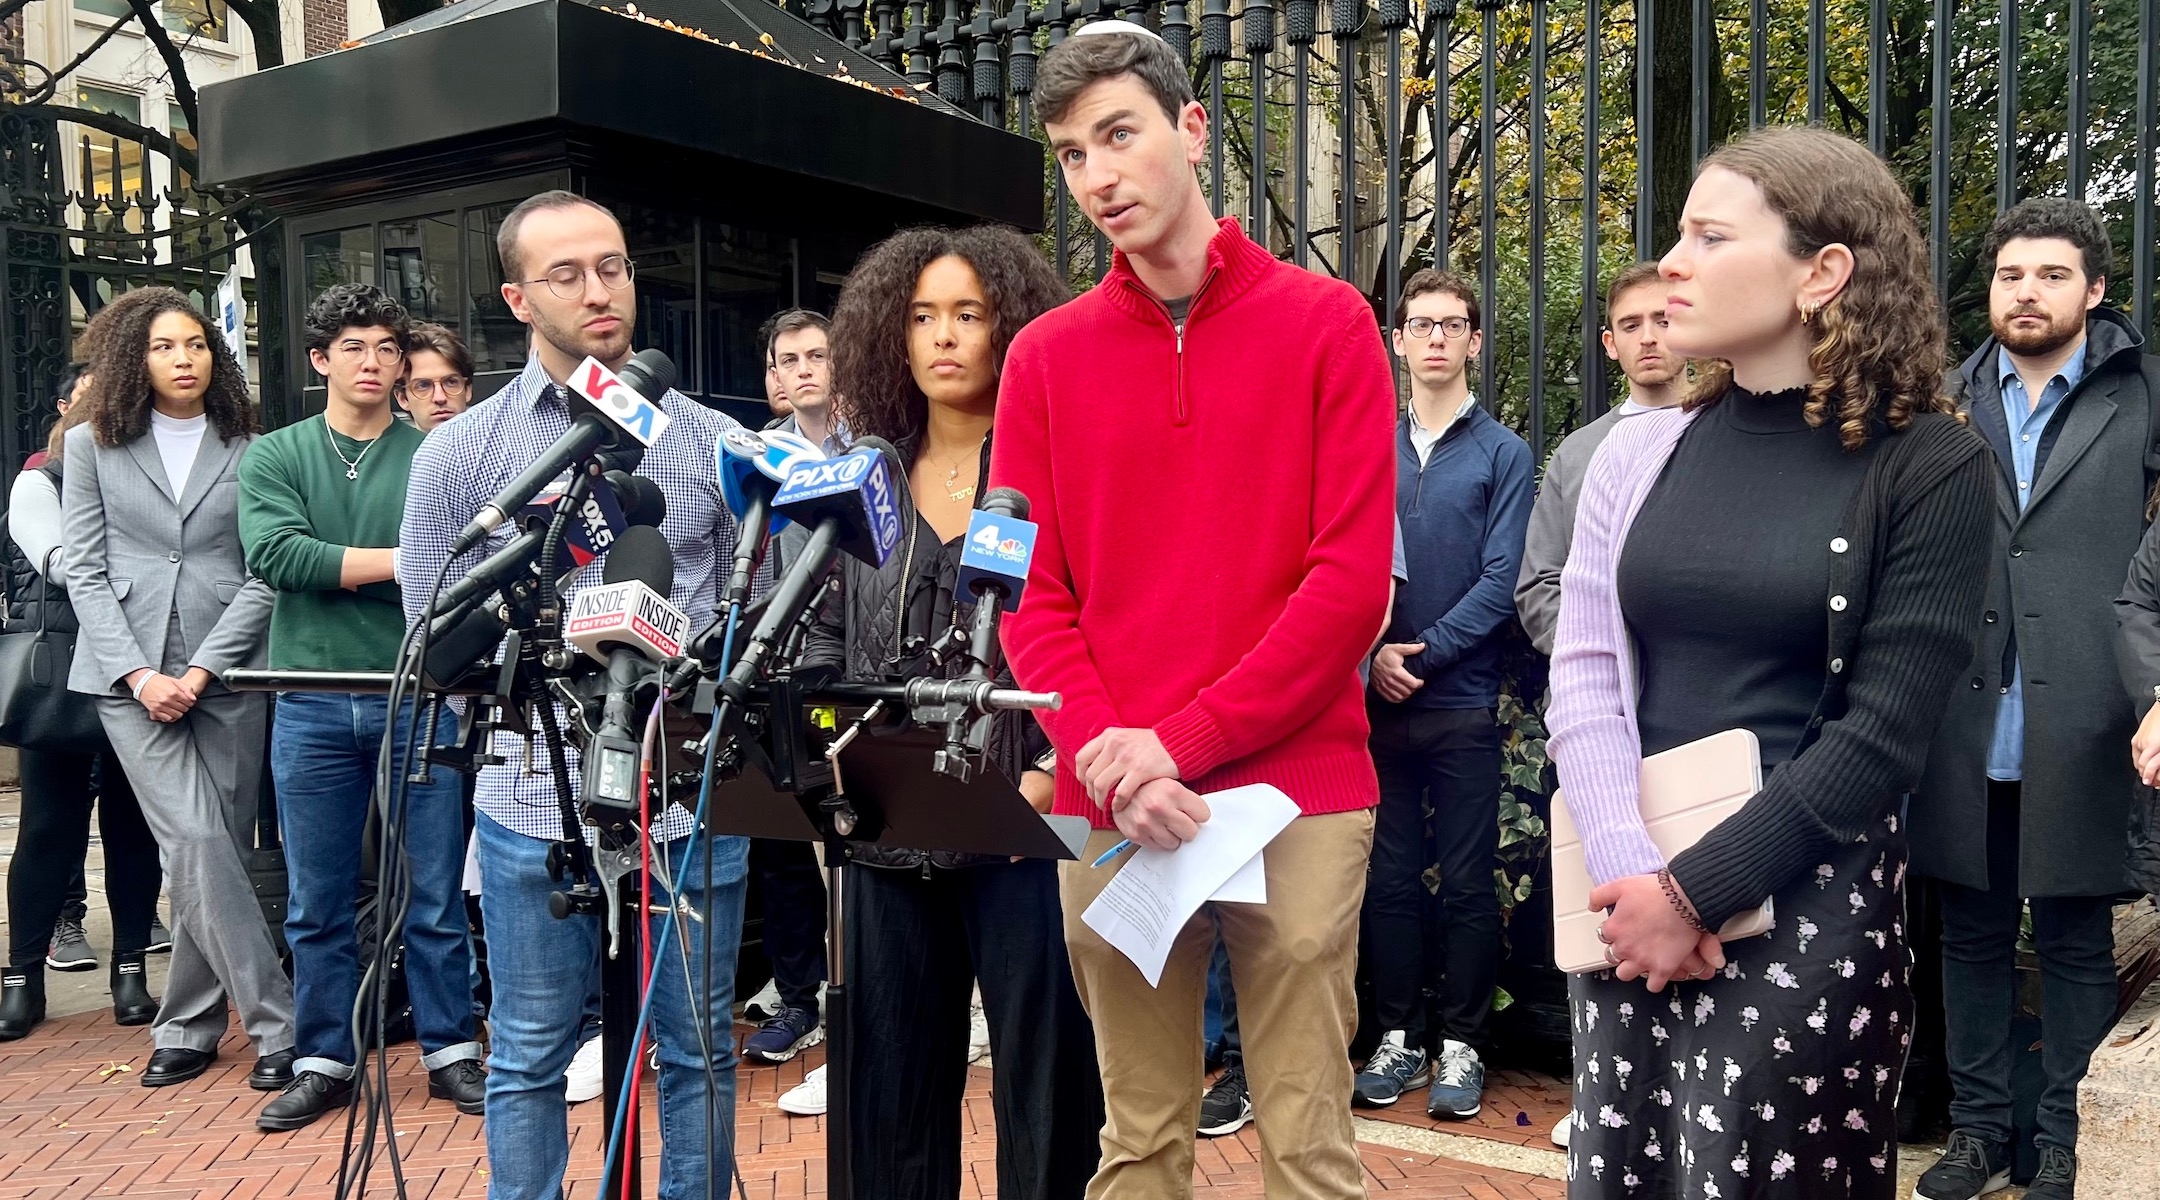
[1090,839,1136,868]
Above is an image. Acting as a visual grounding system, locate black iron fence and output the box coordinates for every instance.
[788,0,2160,459]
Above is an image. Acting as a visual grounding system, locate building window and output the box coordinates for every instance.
[383,213,462,334]
[74,0,134,20]
[163,0,230,43]
[301,226,377,296]
[74,87,146,232]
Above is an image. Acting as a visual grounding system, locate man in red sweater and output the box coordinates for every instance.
[991,22,1396,1198]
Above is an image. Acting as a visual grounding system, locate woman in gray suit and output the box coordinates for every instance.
[62,287,295,1088]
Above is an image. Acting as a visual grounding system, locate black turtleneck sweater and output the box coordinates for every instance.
[1618,384,1881,765]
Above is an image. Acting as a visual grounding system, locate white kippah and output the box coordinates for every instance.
[1070,18,1166,43]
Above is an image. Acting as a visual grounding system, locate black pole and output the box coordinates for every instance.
[1250,0,1276,242]
[1290,0,1316,266]
[1585,0,1605,420]
[1478,0,1497,410]
[596,874,645,1199]
[1204,0,1230,218]
[1635,0,1655,256]
[1867,0,1886,154]
[1692,0,1711,164]
[1997,0,2018,212]
[2138,0,2157,337]
[1529,0,1547,457]
[821,852,852,1200]
[2068,0,2091,201]
[1931,0,1951,300]
[1748,0,1766,128]
[1807,0,1826,125]
[1433,2,1456,269]
[1046,0,1072,281]
[1337,0,1360,283]
[1383,0,1407,327]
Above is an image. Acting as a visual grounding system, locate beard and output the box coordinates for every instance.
[528,300,634,367]
[1626,358,1681,388]
[1993,307,2083,358]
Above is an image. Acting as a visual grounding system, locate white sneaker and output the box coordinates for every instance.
[1551,1113,1571,1148]
[778,1065,826,1116]
[742,978,783,1022]
[566,1036,603,1104]
[967,999,990,1064]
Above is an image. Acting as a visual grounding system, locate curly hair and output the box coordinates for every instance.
[1982,196,2113,283]
[830,226,1069,465]
[1682,126,1959,451]
[82,287,256,448]
[304,282,409,355]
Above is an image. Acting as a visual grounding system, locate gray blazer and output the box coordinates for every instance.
[60,420,272,696]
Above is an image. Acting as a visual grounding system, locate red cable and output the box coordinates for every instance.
[624,748,656,1200]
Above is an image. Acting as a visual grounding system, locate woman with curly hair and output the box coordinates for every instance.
[1547,125,1993,1198]
[59,287,294,1086]
[797,226,1103,1198]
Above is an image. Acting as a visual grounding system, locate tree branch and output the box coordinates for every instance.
[126,0,199,132]
[24,12,139,107]
[222,0,285,68]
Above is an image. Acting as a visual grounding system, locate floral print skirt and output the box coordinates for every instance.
[1563,809,1914,1199]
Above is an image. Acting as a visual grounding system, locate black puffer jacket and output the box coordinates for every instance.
[796,434,1049,871]
[3,462,74,636]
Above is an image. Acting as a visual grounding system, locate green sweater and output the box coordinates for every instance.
[238,414,423,671]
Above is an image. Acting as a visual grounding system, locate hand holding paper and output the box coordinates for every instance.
[1110,777,1214,850]
[1081,784,1300,986]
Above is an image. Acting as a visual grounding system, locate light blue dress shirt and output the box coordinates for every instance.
[1986,343,2088,781]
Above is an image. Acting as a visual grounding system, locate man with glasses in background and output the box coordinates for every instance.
[399,323,476,434]
[1355,267,1532,1121]
[239,284,485,1131]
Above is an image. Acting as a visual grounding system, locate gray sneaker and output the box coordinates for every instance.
[2023,1144,2077,1200]
[46,904,97,972]
[146,916,173,954]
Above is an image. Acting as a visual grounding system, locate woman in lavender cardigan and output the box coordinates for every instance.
[1547,126,1993,1198]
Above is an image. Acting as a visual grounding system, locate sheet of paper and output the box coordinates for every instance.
[1081,784,1299,985]
[1212,851,1267,904]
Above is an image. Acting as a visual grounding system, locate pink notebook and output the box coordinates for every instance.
[1549,728,1776,974]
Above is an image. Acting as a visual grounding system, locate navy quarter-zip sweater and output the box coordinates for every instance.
[1380,403,1535,709]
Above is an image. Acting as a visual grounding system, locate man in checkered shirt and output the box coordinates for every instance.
[398,191,753,1200]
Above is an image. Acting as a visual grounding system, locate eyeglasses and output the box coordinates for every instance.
[336,339,405,365]
[1403,316,1473,341]
[774,347,828,371]
[524,255,635,301]
[402,376,469,401]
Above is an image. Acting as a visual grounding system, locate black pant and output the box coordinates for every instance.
[845,859,1102,1200]
[6,746,162,965]
[750,837,827,1015]
[1940,780,2119,1152]
[1364,704,1503,1047]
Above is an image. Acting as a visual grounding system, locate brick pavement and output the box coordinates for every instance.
[0,1009,1567,1199]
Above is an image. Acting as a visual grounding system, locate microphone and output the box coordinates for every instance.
[523,475,627,572]
[576,525,681,810]
[955,487,1035,681]
[718,438,905,697]
[565,525,690,666]
[448,350,677,558]
[432,472,662,627]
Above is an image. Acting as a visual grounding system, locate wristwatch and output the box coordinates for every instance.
[1034,749,1058,773]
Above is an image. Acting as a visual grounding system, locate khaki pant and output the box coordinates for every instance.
[1061,808,1376,1199]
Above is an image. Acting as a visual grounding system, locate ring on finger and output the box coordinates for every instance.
[1602,945,1620,966]
[1595,923,1614,945]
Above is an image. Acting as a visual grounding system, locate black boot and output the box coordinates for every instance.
[0,965,46,1041]
[111,952,157,1027]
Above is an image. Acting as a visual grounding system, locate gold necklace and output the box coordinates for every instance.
[931,436,985,503]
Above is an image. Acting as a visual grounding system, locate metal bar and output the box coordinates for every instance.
[1432,3,1452,270]
[2069,0,2091,200]
[2139,0,2157,336]
[1931,0,1951,299]
[1384,0,1405,329]
[1868,0,1886,154]
[1292,1,1314,266]
[1479,0,1497,410]
[1530,0,1548,457]
[1204,0,1230,219]
[1585,0,1605,420]
[1998,0,2017,211]
[1749,0,1766,128]
[1636,0,1656,256]
[1692,0,1711,164]
[1337,0,1359,284]
[1251,1,1277,241]
[1807,0,1826,125]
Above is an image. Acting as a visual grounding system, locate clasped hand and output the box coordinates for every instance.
[1076,726,1209,851]
[130,667,212,724]
[1588,873,1726,992]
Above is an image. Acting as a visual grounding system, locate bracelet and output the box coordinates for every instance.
[128,673,153,700]
[1657,868,1712,934]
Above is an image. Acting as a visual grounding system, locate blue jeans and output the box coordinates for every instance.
[474,810,747,1200]
[272,693,479,1078]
